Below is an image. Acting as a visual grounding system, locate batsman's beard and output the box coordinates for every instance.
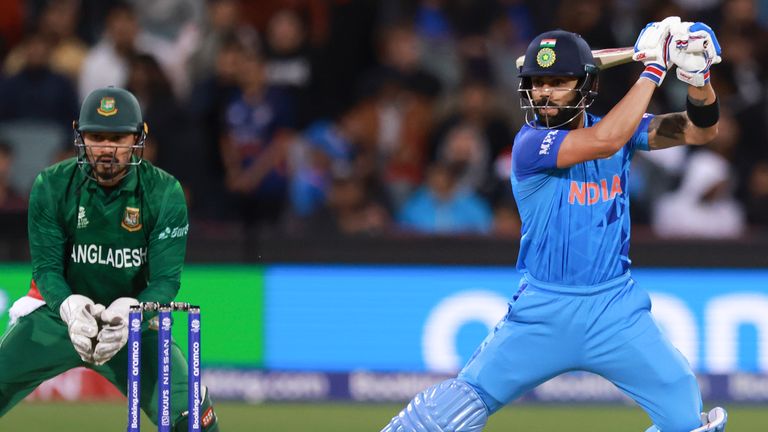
[535,99,581,129]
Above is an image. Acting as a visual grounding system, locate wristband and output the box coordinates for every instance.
[640,64,666,86]
[686,96,719,128]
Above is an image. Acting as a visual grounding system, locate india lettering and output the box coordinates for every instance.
[568,174,623,205]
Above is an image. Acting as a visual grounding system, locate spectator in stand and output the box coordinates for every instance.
[188,0,258,85]
[263,9,314,128]
[79,2,198,100]
[78,3,141,99]
[434,123,490,196]
[127,0,203,41]
[304,172,391,236]
[126,54,193,191]
[221,50,295,230]
[288,118,354,218]
[4,0,88,83]
[429,75,513,199]
[398,161,492,235]
[0,141,26,212]
[188,34,246,219]
[357,22,441,207]
[653,108,745,239]
[0,32,78,133]
[715,26,768,203]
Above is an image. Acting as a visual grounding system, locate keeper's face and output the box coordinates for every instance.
[82,132,137,185]
[530,76,579,117]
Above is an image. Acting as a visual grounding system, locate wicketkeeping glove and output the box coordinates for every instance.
[59,294,105,363]
[669,22,722,87]
[93,297,140,366]
[633,16,681,86]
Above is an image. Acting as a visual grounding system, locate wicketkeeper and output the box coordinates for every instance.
[0,86,220,431]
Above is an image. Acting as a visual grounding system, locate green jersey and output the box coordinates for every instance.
[27,158,188,311]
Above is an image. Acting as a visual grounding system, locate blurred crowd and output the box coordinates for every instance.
[0,0,768,240]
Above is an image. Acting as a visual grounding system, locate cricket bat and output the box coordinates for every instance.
[515,47,635,71]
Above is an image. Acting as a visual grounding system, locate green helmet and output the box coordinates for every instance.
[77,86,144,133]
[74,87,147,181]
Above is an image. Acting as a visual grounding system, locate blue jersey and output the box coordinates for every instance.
[510,113,654,285]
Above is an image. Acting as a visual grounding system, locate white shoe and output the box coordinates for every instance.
[690,407,727,432]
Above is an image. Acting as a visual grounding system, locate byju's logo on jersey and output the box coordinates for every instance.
[539,131,559,155]
[77,206,89,229]
[121,207,142,232]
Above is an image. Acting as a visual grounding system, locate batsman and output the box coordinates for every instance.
[0,86,220,431]
[382,17,727,432]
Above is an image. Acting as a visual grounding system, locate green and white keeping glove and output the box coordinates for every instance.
[93,297,140,366]
[59,294,105,363]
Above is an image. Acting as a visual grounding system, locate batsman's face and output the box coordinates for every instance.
[530,76,579,117]
[82,132,136,185]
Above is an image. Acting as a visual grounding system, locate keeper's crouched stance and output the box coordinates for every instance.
[382,18,727,432]
[0,87,219,431]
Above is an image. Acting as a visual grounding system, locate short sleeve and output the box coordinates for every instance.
[512,127,568,180]
[627,113,654,153]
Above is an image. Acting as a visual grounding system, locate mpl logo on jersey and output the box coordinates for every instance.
[538,131,559,155]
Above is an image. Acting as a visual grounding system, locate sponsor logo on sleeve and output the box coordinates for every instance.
[539,131,559,155]
[157,224,189,240]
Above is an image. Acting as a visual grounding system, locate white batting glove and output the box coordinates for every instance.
[59,294,105,363]
[669,22,722,87]
[633,16,681,86]
[93,297,140,366]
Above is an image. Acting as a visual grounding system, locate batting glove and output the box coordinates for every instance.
[93,297,140,366]
[669,22,722,87]
[60,294,105,363]
[633,16,681,86]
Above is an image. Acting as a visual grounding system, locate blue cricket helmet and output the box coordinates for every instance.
[519,30,597,77]
[518,30,600,129]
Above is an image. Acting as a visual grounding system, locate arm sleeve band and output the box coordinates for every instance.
[686,96,719,128]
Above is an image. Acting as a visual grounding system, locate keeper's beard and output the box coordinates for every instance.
[89,153,130,185]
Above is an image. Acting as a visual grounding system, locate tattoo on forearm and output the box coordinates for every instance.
[650,114,687,142]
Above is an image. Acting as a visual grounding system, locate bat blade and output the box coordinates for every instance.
[515,47,635,71]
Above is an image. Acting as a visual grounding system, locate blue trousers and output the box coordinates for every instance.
[458,272,703,432]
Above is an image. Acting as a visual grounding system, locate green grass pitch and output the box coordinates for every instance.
[2,402,766,431]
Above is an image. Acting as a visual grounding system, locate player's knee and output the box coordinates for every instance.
[173,385,219,432]
[381,378,489,432]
